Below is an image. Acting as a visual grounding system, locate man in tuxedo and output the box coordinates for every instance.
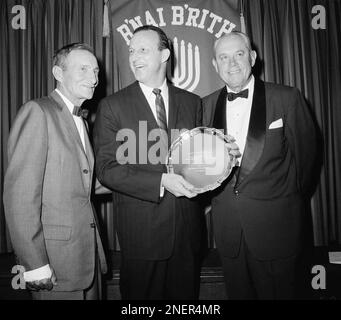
[3,43,108,300]
[202,31,317,299]
[93,25,207,300]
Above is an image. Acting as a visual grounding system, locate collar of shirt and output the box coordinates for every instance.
[55,88,86,151]
[55,88,75,115]
[225,75,255,113]
[225,75,255,100]
[139,80,169,123]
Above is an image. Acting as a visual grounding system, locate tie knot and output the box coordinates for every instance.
[72,106,89,118]
[153,88,161,96]
[227,89,249,101]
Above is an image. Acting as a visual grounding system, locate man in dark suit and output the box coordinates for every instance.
[93,26,205,300]
[202,31,317,299]
[3,43,108,299]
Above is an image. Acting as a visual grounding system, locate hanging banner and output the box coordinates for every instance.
[110,0,241,97]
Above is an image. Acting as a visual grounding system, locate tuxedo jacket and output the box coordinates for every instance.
[93,81,204,260]
[3,90,107,292]
[202,79,317,260]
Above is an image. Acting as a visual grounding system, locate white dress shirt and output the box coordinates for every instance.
[139,80,169,197]
[139,79,169,124]
[55,89,86,152]
[226,76,255,162]
[23,89,87,282]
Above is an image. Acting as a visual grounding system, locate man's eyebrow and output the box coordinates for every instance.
[80,64,99,70]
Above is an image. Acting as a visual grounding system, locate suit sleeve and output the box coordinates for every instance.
[285,88,317,194]
[93,98,163,203]
[201,96,214,127]
[3,101,49,271]
[196,97,203,127]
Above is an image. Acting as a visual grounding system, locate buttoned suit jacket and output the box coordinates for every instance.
[93,81,205,260]
[202,79,317,260]
[4,90,107,292]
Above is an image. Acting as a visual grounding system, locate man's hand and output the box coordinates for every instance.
[26,267,57,291]
[161,173,198,198]
[225,134,241,165]
[94,178,111,195]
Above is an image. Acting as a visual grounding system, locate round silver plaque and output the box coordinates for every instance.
[166,127,235,194]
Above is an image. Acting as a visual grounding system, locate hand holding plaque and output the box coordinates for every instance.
[166,127,239,194]
[161,173,198,198]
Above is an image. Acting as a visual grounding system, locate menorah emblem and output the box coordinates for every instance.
[169,37,200,92]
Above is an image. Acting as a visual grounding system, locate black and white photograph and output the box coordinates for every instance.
[0,0,340,311]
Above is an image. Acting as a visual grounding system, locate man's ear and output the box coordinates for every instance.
[52,65,63,82]
[250,50,257,67]
[212,58,218,73]
[161,48,171,63]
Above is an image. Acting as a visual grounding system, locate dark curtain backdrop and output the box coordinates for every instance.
[242,0,341,246]
[1,0,341,253]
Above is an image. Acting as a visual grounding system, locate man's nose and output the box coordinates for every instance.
[89,71,98,85]
[130,51,142,63]
[228,57,238,67]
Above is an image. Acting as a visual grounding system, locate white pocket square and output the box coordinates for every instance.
[269,118,283,129]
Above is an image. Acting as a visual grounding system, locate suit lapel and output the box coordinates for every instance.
[132,81,159,130]
[168,84,180,146]
[212,87,228,134]
[49,90,89,162]
[82,120,94,171]
[235,79,266,187]
[134,81,176,149]
[131,82,170,155]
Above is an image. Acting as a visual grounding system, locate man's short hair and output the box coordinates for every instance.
[213,31,253,56]
[53,43,95,69]
[133,25,170,51]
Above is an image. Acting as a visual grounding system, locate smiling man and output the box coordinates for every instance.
[93,26,206,300]
[4,43,107,300]
[202,31,317,299]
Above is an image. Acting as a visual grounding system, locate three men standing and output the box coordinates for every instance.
[4,28,317,301]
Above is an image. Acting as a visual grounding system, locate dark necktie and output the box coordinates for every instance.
[72,106,89,118]
[227,89,249,101]
[152,88,167,132]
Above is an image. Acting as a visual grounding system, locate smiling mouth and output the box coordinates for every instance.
[83,86,95,90]
[134,64,145,70]
[229,69,241,74]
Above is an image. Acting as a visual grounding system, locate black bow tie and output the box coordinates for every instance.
[227,89,249,101]
[72,106,89,118]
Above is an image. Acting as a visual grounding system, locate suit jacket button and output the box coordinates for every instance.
[90,222,96,228]
[234,190,239,195]
[83,169,89,174]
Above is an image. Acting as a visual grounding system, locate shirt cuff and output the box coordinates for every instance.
[23,264,52,282]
